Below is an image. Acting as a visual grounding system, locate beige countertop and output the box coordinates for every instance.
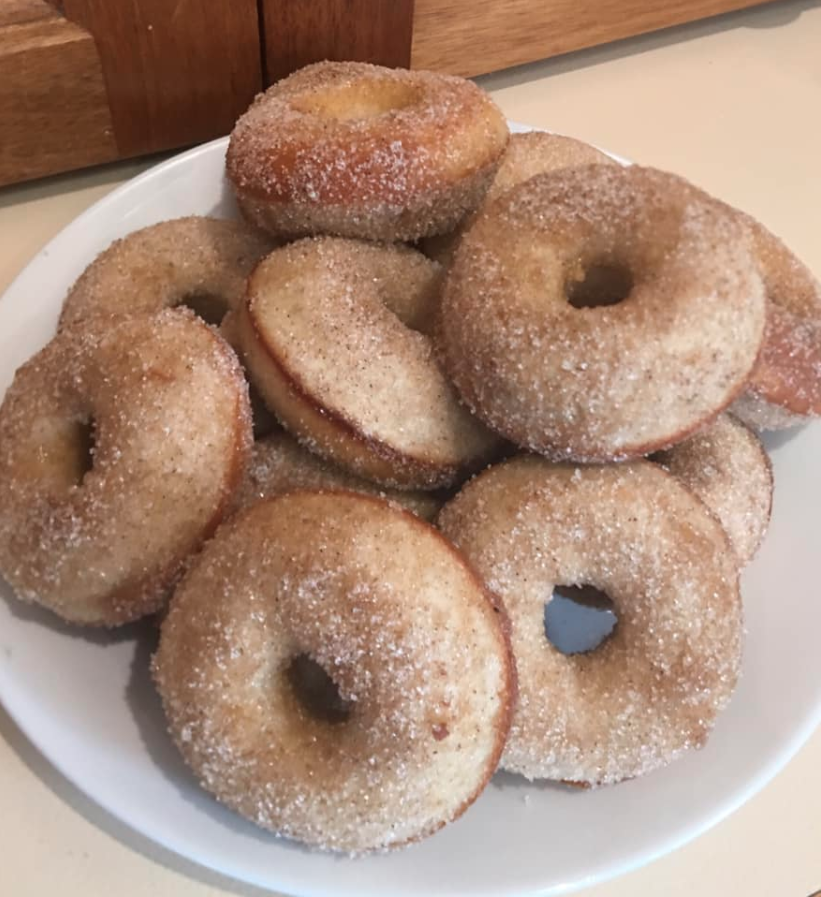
[2,1,820,894]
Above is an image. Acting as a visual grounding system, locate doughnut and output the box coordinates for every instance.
[654,414,772,566]
[59,216,274,345]
[238,237,501,489]
[728,215,821,430]
[0,309,252,626]
[423,131,616,265]
[153,491,514,851]
[438,456,742,785]
[226,61,509,243]
[438,164,767,462]
[234,430,444,521]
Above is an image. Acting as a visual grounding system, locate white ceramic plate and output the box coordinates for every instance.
[1,130,820,897]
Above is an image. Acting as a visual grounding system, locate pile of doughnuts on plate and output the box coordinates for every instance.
[1,61,819,854]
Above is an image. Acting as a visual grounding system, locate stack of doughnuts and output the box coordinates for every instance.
[1,59,816,851]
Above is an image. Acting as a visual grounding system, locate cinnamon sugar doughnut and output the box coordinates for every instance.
[234,431,444,521]
[59,216,273,345]
[238,237,500,489]
[0,309,252,626]
[226,61,509,243]
[655,414,772,566]
[439,165,766,462]
[728,216,821,430]
[438,456,742,786]
[423,131,616,265]
[154,491,514,852]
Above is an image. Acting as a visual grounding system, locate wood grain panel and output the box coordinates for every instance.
[0,0,58,27]
[61,0,262,155]
[411,0,771,75]
[0,15,117,186]
[262,0,415,84]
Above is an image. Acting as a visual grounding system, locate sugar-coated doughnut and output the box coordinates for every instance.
[439,165,766,462]
[655,414,772,566]
[423,131,616,265]
[0,310,252,626]
[729,215,821,430]
[154,491,514,852]
[226,61,509,243]
[238,237,500,488]
[234,431,444,521]
[438,457,742,786]
[59,216,273,344]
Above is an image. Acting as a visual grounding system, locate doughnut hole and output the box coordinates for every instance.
[177,292,231,327]
[13,412,97,492]
[291,80,423,121]
[565,261,634,309]
[544,584,618,655]
[286,653,353,724]
[68,417,96,485]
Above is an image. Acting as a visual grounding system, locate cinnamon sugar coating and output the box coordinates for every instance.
[655,414,772,566]
[0,310,252,625]
[226,61,509,242]
[423,131,616,265]
[438,457,742,786]
[238,237,501,489]
[234,430,444,521]
[729,215,821,429]
[59,216,274,347]
[438,164,766,461]
[154,492,514,852]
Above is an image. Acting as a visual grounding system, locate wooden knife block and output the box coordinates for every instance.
[0,0,770,187]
